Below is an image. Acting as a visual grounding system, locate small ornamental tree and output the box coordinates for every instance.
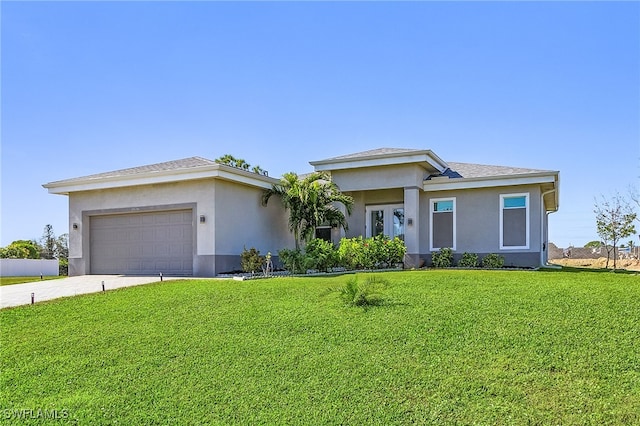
[630,185,640,221]
[594,193,637,269]
[240,247,264,275]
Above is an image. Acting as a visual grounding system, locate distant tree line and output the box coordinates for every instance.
[0,225,69,275]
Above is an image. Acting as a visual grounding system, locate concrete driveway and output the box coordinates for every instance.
[0,275,192,309]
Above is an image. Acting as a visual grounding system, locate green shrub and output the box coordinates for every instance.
[432,247,454,268]
[458,252,479,268]
[278,248,305,274]
[337,236,370,270]
[304,238,338,272]
[240,247,265,275]
[280,236,408,273]
[339,275,388,307]
[377,235,407,267]
[482,253,505,269]
[337,236,407,270]
[336,237,355,269]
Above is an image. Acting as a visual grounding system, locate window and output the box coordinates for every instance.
[315,226,332,242]
[500,193,529,249]
[430,197,456,250]
[365,204,404,240]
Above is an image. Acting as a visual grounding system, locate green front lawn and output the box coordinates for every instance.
[1,270,639,424]
[0,276,62,286]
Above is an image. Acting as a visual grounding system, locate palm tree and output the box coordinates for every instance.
[214,154,236,167]
[215,154,249,170]
[262,172,353,250]
[234,158,250,171]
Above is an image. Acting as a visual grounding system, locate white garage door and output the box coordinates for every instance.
[90,210,193,275]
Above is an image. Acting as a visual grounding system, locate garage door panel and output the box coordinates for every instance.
[174,212,191,223]
[169,227,182,239]
[91,210,193,275]
[169,260,183,270]
[157,229,170,240]
[140,229,152,241]
[128,215,142,226]
[128,261,142,272]
[169,244,185,256]
[141,260,156,270]
[155,214,170,224]
[140,245,153,256]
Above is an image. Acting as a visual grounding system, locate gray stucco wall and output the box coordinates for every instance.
[213,180,294,273]
[419,184,544,266]
[331,164,425,192]
[338,183,546,268]
[67,178,293,277]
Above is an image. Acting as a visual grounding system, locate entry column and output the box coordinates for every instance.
[403,187,421,268]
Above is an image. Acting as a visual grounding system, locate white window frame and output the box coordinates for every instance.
[499,193,530,250]
[430,197,456,251]
[365,204,404,239]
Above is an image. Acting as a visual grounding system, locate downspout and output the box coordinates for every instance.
[540,188,561,269]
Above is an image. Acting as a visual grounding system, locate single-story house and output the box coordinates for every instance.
[43,148,559,276]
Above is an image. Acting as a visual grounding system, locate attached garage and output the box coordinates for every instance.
[90,209,194,275]
[43,156,305,276]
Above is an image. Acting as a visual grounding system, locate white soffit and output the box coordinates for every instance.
[423,173,558,192]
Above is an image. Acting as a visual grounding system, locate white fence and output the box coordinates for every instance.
[0,259,59,277]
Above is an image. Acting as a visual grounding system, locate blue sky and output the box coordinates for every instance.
[2,1,639,248]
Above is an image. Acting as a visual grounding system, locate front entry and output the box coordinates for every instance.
[365,204,405,240]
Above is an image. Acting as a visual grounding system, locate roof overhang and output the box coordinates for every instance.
[43,164,279,195]
[541,177,560,212]
[310,149,448,173]
[424,171,560,212]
